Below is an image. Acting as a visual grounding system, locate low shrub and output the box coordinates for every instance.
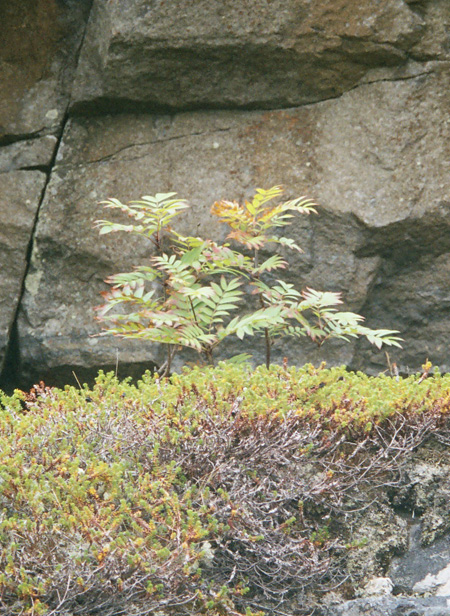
[1,362,449,615]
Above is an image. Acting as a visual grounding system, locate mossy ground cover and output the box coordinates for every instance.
[1,363,450,616]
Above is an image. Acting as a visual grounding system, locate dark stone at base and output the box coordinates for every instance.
[324,595,450,616]
[390,528,450,595]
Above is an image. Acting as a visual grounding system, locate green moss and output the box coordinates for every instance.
[0,363,449,615]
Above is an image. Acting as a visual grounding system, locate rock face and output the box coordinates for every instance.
[0,172,46,376]
[0,0,92,140]
[2,0,450,389]
[71,0,427,111]
[324,596,450,616]
[0,0,92,388]
[390,531,450,597]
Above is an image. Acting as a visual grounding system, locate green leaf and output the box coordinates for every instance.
[362,328,403,349]
[180,242,207,266]
[222,353,253,365]
[251,186,284,210]
[254,255,288,274]
[276,236,303,252]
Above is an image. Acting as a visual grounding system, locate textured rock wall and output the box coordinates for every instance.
[0,0,93,386]
[1,0,450,389]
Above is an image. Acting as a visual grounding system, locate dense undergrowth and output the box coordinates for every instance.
[1,362,450,616]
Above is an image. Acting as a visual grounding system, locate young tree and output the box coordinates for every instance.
[95,188,401,374]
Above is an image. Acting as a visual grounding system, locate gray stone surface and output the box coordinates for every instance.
[390,530,450,595]
[1,0,450,386]
[390,449,450,545]
[71,0,433,112]
[17,63,450,383]
[0,0,91,140]
[324,596,450,616]
[0,135,58,172]
[0,171,47,375]
[0,0,91,388]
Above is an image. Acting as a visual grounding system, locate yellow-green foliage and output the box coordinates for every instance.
[96,188,400,374]
[0,363,449,615]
